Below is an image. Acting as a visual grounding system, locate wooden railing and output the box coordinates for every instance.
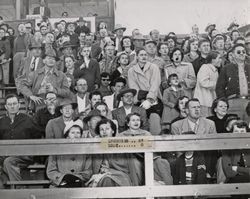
[0,134,250,199]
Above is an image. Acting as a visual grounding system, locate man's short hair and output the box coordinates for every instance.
[100,72,111,79]
[198,39,210,47]
[113,77,126,86]
[89,90,102,100]
[75,77,88,87]
[5,93,19,104]
[185,98,200,109]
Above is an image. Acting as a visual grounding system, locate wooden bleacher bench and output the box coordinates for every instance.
[0,86,17,98]
[27,164,46,170]
[6,164,49,189]
[6,180,50,189]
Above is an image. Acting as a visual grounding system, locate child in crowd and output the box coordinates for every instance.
[162,73,185,129]
[173,132,207,186]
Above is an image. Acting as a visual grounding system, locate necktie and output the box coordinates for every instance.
[30,58,37,71]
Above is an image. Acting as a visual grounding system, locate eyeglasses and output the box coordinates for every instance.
[101,79,110,81]
[236,50,246,55]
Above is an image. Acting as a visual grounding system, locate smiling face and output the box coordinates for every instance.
[232,46,246,63]
[65,57,74,69]
[128,115,141,130]
[67,126,82,139]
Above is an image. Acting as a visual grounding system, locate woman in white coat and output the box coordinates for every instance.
[194,51,222,117]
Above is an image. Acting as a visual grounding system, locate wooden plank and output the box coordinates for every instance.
[0,134,250,156]
[1,183,250,198]
[144,152,154,199]
[27,164,46,169]
[6,180,50,185]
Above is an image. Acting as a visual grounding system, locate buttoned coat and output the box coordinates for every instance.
[128,62,161,101]
[216,62,250,98]
[171,117,217,135]
[47,154,92,186]
[112,105,149,133]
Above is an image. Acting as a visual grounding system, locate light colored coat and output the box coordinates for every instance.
[171,117,217,135]
[47,154,92,186]
[165,62,196,98]
[194,64,218,107]
[128,62,161,101]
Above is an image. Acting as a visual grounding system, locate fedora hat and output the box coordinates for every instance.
[112,24,126,33]
[59,41,76,50]
[29,39,42,50]
[133,33,146,40]
[43,48,60,61]
[145,39,157,46]
[83,109,105,123]
[227,22,239,31]
[58,98,78,110]
[205,23,216,32]
[117,88,137,101]
[77,17,85,22]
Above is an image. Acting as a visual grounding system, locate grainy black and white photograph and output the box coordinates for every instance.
[0,0,250,198]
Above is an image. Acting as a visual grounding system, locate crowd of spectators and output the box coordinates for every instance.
[0,2,250,197]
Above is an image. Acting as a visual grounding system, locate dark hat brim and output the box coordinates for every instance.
[117,88,137,101]
[83,112,105,123]
[112,27,126,33]
[58,102,78,110]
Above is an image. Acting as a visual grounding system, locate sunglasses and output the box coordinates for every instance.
[101,78,110,81]
[236,50,246,55]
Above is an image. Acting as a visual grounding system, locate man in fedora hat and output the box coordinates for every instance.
[16,39,43,91]
[113,24,126,52]
[46,98,77,138]
[75,17,90,35]
[227,22,239,32]
[205,23,216,34]
[112,88,149,133]
[57,41,75,71]
[20,48,70,112]
[133,34,145,51]
[65,22,79,53]
[82,109,105,138]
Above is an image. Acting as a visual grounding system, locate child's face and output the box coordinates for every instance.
[67,127,82,139]
[170,76,179,86]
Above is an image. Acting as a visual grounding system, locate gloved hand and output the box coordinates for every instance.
[140,99,152,110]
